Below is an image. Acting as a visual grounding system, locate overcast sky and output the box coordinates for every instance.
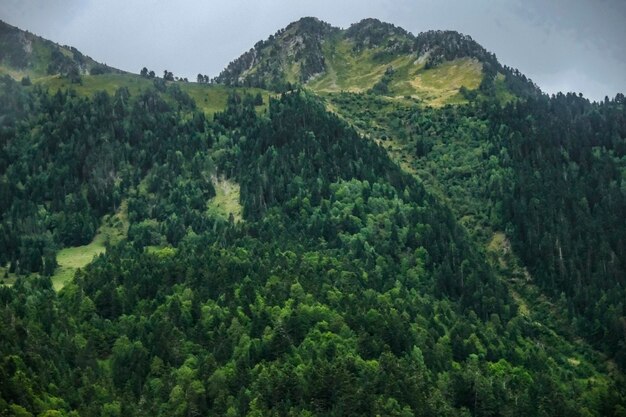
[1,0,625,101]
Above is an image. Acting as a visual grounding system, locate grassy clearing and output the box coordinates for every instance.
[0,266,20,287]
[178,83,271,117]
[486,231,532,283]
[487,232,510,270]
[509,288,531,317]
[0,65,33,81]
[308,37,375,92]
[208,175,243,222]
[309,37,415,93]
[407,58,483,107]
[308,38,483,107]
[284,61,302,85]
[52,236,106,291]
[51,201,129,291]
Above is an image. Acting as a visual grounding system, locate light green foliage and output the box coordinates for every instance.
[307,38,483,106]
[307,35,480,107]
[0,266,20,287]
[207,175,243,222]
[51,236,105,291]
[307,36,410,92]
[402,58,483,106]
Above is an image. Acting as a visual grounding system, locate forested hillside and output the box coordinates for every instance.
[1,16,625,417]
[327,89,626,371]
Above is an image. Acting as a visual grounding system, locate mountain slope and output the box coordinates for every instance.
[326,87,626,371]
[215,17,337,89]
[0,16,625,417]
[216,18,539,105]
[2,75,624,417]
[0,19,121,80]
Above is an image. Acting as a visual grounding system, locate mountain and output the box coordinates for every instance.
[0,19,121,81]
[0,20,272,118]
[216,17,539,105]
[1,17,626,417]
[215,17,337,88]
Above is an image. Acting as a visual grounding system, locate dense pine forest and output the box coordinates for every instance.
[1,16,625,417]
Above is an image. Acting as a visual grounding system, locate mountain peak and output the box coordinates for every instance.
[285,16,330,30]
[276,16,336,42]
[215,17,336,89]
[215,17,538,104]
[344,18,413,51]
[347,17,410,37]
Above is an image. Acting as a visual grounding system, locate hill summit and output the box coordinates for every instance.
[215,17,538,103]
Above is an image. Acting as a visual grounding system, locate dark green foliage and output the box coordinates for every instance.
[0,71,624,417]
[415,30,495,70]
[345,18,413,54]
[90,64,111,75]
[0,77,210,273]
[369,66,394,95]
[46,48,78,77]
[196,73,210,84]
[215,17,337,90]
[489,92,626,367]
[329,89,626,372]
[163,70,174,81]
[253,91,263,105]
[0,20,29,68]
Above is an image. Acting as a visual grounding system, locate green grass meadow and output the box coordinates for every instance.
[50,201,129,291]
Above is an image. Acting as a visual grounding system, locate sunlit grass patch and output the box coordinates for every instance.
[51,201,129,291]
[208,175,243,222]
